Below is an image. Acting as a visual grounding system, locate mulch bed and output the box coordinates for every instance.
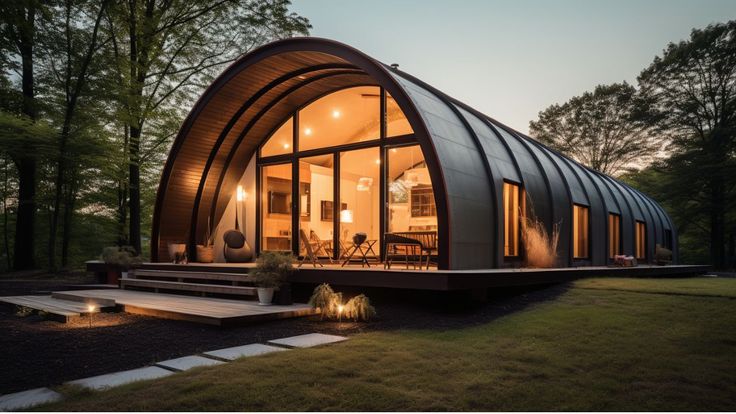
[0,276,563,394]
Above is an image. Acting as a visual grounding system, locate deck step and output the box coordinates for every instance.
[132,269,254,284]
[121,278,257,296]
[0,295,106,321]
[51,291,116,307]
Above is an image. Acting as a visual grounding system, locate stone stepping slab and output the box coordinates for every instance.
[203,343,287,361]
[0,387,62,411]
[66,366,173,390]
[268,333,348,348]
[155,355,225,371]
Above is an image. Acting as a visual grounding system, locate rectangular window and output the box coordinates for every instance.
[636,221,647,259]
[608,213,621,258]
[573,204,589,259]
[503,182,521,256]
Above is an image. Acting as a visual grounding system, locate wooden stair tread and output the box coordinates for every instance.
[0,295,87,316]
[121,278,257,296]
[132,269,254,283]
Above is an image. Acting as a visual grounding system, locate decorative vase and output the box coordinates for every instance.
[168,243,187,263]
[223,230,253,263]
[196,245,215,263]
[257,287,274,305]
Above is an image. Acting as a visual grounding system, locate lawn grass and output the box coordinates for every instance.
[37,277,736,411]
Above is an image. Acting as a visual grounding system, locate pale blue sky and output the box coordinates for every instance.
[291,0,736,133]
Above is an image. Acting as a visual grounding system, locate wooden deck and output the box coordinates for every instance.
[49,289,317,326]
[86,260,711,292]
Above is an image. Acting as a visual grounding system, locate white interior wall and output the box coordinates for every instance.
[213,153,256,262]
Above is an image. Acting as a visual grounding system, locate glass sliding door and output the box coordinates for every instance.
[298,155,334,259]
[261,164,292,252]
[339,147,380,257]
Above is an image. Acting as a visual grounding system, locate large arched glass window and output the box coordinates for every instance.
[257,85,437,267]
[298,86,381,151]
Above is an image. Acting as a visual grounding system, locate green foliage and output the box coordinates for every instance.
[344,294,376,322]
[529,82,659,177]
[100,245,142,269]
[635,20,736,268]
[251,251,293,288]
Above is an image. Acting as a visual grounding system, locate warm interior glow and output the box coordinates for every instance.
[636,221,646,259]
[503,182,521,256]
[387,145,437,242]
[298,86,380,151]
[236,185,245,202]
[386,92,414,137]
[357,177,373,191]
[261,118,293,157]
[261,164,292,251]
[573,204,589,259]
[375,159,381,165]
[340,209,353,223]
[609,213,621,258]
[304,127,312,136]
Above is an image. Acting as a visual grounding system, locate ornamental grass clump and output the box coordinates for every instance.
[308,283,376,322]
[521,215,560,268]
[345,294,376,322]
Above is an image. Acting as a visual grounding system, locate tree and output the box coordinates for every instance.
[529,82,661,177]
[637,21,736,269]
[0,0,46,269]
[40,0,111,270]
[105,0,310,253]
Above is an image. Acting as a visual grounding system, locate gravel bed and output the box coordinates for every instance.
[0,277,561,394]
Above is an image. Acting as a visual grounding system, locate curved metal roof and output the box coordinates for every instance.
[152,37,676,268]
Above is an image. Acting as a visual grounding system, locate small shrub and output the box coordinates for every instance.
[344,294,376,321]
[252,252,294,288]
[100,246,142,270]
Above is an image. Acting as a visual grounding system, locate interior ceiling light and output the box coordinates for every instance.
[283,143,290,149]
[375,159,381,165]
[332,110,341,118]
[304,128,312,136]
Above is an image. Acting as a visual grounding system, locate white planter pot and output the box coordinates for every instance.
[257,287,274,305]
[121,271,129,279]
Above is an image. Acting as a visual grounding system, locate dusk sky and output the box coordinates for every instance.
[292,0,736,133]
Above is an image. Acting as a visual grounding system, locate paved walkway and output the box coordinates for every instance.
[0,333,348,411]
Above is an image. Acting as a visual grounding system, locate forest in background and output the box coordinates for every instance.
[0,2,733,272]
[0,0,310,272]
[531,20,735,269]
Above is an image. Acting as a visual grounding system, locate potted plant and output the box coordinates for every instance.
[100,246,142,285]
[196,220,216,263]
[251,252,294,305]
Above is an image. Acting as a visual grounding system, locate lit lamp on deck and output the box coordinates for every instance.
[87,304,96,328]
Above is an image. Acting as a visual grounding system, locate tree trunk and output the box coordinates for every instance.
[13,3,37,270]
[60,174,77,269]
[709,176,726,269]
[2,158,11,269]
[129,125,141,253]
